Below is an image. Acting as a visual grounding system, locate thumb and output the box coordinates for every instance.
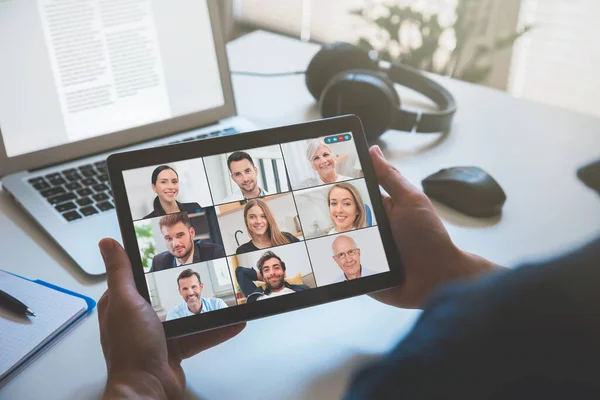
[369,146,420,201]
[99,238,136,294]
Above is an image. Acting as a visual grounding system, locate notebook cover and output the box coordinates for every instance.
[0,270,96,387]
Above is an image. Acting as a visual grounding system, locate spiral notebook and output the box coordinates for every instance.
[0,270,96,387]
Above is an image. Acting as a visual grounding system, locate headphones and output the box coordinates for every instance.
[305,42,457,141]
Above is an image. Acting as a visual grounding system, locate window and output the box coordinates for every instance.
[236,0,598,117]
[509,0,600,117]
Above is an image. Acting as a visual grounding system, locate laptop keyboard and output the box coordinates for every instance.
[27,126,239,222]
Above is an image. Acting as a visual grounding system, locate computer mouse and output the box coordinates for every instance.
[422,166,507,218]
[577,159,600,194]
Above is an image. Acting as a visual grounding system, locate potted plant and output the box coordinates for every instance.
[351,0,532,84]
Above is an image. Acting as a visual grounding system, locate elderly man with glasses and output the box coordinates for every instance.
[331,235,377,282]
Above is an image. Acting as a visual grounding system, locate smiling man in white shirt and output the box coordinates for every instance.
[166,268,227,321]
[222,151,271,203]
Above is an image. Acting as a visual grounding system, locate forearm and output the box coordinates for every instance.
[454,249,506,282]
[235,267,259,297]
[104,372,170,400]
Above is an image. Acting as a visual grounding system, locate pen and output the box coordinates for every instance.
[0,289,36,317]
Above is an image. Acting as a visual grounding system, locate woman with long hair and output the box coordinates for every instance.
[143,165,201,218]
[327,182,368,234]
[236,198,299,254]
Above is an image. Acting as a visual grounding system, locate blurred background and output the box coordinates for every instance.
[218,0,600,118]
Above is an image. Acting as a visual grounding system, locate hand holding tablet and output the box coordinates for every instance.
[107,116,404,337]
[100,117,505,398]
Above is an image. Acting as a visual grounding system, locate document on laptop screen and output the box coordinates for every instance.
[0,0,224,158]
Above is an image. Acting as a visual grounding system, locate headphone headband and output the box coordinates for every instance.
[386,63,457,133]
[306,42,457,138]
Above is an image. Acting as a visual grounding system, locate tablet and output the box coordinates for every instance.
[107,115,403,337]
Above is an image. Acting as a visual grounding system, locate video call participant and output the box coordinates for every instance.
[331,235,377,283]
[222,151,271,203]
[328,182,369,235]
[235,251,309,302]
[300,139,352,188]
[166,268,227,321]
[144,165,202,219]
[236,199,300,254]
[149,213,225,272]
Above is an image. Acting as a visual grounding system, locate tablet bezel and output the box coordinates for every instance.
[107,115,404,338]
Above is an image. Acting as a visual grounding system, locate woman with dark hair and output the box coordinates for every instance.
[143,165,202,218]
[235,199,299,254]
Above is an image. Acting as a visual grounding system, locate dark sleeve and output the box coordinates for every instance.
[293,284,310,291]
[197,242,225,260]
[344,237,600,400]
[149,252,167,273]
[283,232,300,243]
[213,244,225,258]
[235,266,262,299]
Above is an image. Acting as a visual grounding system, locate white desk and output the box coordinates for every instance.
[1,30,599,400]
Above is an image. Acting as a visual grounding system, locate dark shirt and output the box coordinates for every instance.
[149,240,225,272]
[344,237,600,399]
[235,266,310,302]
[143,198,202,219]
[235,232,300,254]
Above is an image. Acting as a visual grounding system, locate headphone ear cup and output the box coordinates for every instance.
[305,42,376,101]
[319,70,400,141]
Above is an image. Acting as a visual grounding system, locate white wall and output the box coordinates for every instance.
[149,259,233,317]
[216,193,302,255]
[123,158,213,220]
[234,241,313,278]
[293,178,376,240]
[305,227,390,286]
[204,144,290,204]
[280,134,362,190]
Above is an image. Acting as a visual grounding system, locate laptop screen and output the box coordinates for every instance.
[0,0,224,158]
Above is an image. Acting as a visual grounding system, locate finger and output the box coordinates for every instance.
[369,146,421,200]
[98,238,136,294]
[171,323,246,361]
[380,193,394,216]
[97,290,108,317]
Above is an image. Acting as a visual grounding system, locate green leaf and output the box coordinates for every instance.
[459,64,493,84]
[356,37,374,51]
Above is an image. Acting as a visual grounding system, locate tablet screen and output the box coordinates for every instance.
[118,127,394,327]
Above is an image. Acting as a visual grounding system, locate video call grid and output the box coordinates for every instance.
[126,136,387,317]
[143,223,386,316]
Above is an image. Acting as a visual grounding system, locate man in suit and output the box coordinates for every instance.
[235,250,309,302]
[149,213,225,272]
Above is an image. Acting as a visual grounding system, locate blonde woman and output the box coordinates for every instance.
[301,139,352,188]
[236,199,299,254]
[327,182,368,235]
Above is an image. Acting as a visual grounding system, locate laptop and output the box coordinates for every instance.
[0,0,258,275]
